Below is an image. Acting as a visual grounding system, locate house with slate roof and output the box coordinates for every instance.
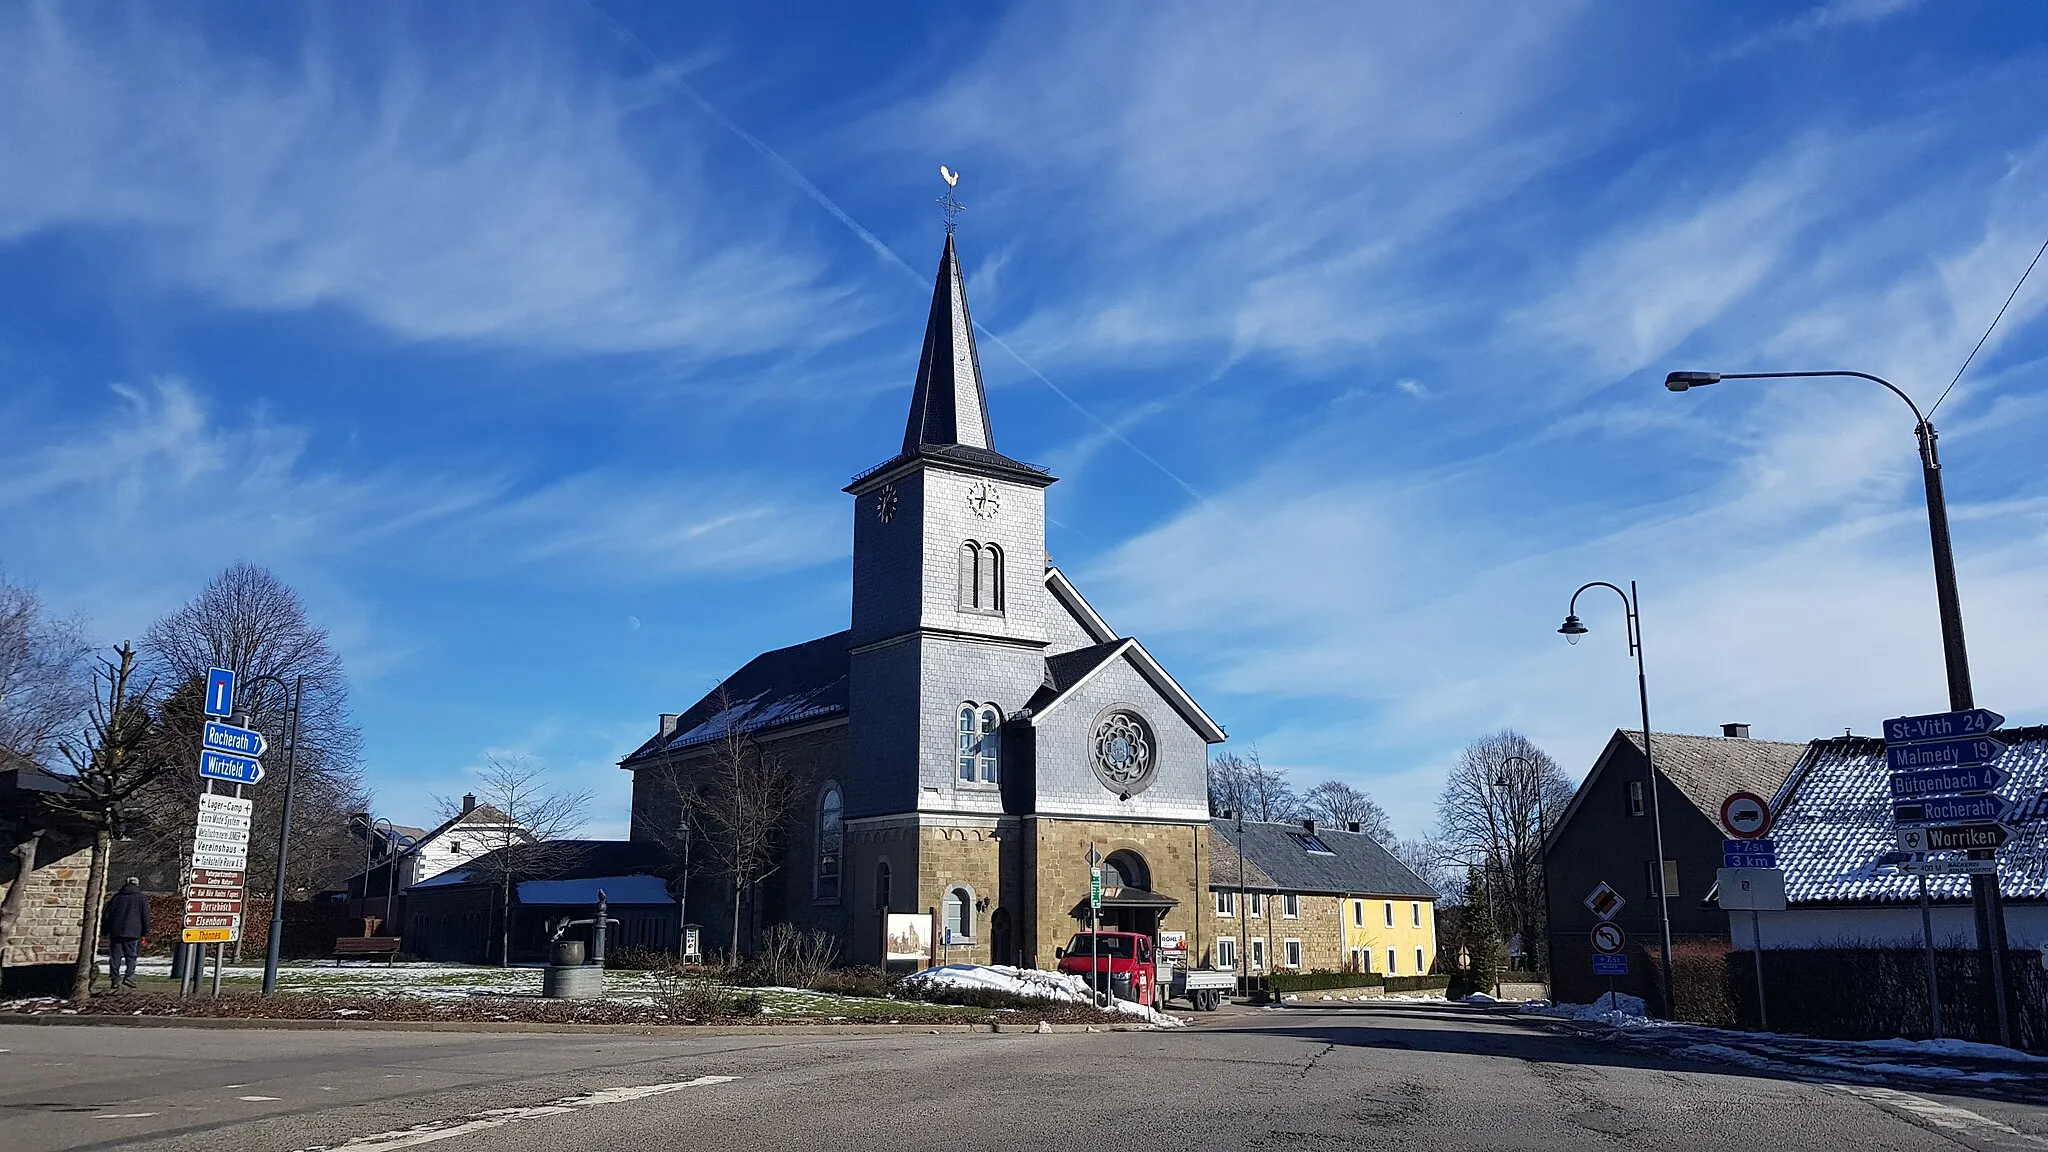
[1206,818,1438,980]
[1544,725,1806,1008]
[620,230,1226,967]
[1722,727,2047,954]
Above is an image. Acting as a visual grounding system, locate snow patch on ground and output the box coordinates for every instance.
[1531,992,1656,1028]
[899,964,1186,1028]
[1461,993,1497,1004]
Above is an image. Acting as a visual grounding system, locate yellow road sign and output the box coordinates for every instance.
[183,927,233,943]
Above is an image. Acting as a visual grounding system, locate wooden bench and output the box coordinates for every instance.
[333,936,402,961]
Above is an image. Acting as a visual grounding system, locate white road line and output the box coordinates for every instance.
[290,1076,738,1152]
[240,1095,282,1101]
[97,1113,159,1119]
[1833,1085,2048,1148]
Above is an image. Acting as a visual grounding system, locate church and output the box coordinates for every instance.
[621,229,1226,969]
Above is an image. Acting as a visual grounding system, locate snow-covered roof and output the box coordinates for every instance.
[1769,727,2047,905]
[518,874,670,905]
[620,631,850,766]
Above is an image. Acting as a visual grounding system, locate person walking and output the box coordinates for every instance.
[103,878,150,991]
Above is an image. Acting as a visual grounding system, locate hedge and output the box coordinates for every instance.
[1385,974,1450,994]
[1267,969,1384,993]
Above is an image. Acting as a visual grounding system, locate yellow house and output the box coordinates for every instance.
[1204,818,1438,979]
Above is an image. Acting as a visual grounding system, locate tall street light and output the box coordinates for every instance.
[1559,580,1676,1015]
[1665,368,2009,1045]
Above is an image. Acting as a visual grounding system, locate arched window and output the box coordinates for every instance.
[944,886,973,941]
[814,785,842,901]
[1102,850,1151,891]
[874,859,892,912]
[957,541,1004,612]
[960,704,1000,784]
[957,541,979,609]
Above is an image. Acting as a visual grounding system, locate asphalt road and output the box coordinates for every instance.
[5,1002,2046,1152]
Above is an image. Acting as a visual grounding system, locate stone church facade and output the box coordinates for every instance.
[622,232,1225,968]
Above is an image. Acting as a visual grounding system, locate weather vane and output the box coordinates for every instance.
[938,165,964,234]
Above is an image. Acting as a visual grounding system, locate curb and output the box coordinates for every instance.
[0,1013,1152,1037]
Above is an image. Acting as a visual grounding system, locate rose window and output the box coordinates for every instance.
[1091,711,1155,790]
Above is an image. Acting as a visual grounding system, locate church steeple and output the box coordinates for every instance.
[902,233,994,454]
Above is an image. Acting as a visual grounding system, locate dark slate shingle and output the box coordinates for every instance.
[1214,820,1436,899]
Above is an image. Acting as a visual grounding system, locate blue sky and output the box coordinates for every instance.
[2,1,2046,839]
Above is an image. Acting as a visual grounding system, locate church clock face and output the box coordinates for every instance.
[875,483,899,523]
[966,480,1001,519]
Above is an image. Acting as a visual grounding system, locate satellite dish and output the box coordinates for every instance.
[940,165,960,187]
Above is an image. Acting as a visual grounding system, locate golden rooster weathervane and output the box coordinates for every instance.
[938,165,964,234]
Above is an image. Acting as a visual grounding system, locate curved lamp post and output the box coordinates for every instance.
[1560,580,1675,1016]
[1665,368,2008,1045]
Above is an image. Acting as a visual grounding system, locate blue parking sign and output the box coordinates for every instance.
[204,667,237,718]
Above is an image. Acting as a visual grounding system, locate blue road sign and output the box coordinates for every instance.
[1889,764,2007,800]
[198,750,264,785]
[1592,953,1628,976]
[1884,708,2005,744]
[1884,736,2007,773]
[204,667,237,718]
[1724,839,1778,869]
[1894,795,2016,827]
[201,720,267,758]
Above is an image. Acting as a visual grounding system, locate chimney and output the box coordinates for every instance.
[462,793,476,814]
[1345,821,1362,834]
[659,712,681,737]
[1721,723,1751,739]
[1302,818,1318,835]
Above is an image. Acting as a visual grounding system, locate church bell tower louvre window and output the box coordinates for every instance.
[957,540,1005,613]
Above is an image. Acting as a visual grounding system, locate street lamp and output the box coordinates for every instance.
[229,672,303,999]
[1560,580,1675,1016]
[1665,367,2009,1044]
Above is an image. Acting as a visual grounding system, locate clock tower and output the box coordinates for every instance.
[843,233,1058,822]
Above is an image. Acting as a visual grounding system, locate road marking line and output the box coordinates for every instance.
[97,1113,159,1119]
[240,1095,282,1101]
[1833,1085,2047,1147]
[290,1076,738,1152]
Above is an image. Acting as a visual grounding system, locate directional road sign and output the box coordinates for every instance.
[1583,882,1624,921]
[204,667,237,718]
[1889,764,2007,801]
[1720,792,1773,839]
[1894,795,2016,827]
[1898,824,2011,853]
[1590,923,1626,955]
[201,720,267,758]
[198,749,265,785]
[1885,736,2007,772]
[1896,858,1999,876]
[1089,866,1102,911]
[1723,838,1777,868]
[1884,708,2005,744]
[1592,953,1628,976]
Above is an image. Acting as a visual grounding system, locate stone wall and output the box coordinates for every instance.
[0,842,92,967]
[1026,817,1206,969]
[1205,889,1439,977]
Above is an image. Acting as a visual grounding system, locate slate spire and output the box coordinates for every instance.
[902,233,994,454]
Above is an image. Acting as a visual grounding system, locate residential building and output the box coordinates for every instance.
[1205,818,1438,981]
[620,230,1226,967]
[344,795,531,930]
[1544,725,1805,1008]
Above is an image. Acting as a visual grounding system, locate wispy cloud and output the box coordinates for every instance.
[0,5,857,357]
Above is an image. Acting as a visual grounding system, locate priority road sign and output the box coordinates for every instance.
[1883,708,2005,744]
[1590,922,1626,955]
[1592,953,1628,976]
[1888,764,2007,801]
[1720,792,1773,839]
[1898,824,2010,853]
[1893,795,2016,827]
[1885,736,2007,773]
[1583,882,1625,921]
[201,720,267,758]
[204,667,237,718]
[198,750,264,785]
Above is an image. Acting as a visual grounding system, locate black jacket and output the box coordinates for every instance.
[104,883,151,939]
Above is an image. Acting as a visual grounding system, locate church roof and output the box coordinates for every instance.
[619,631,850,767]
[1213,819,1437,900]
[1028,639,1129,712]
[849,235,1053,492]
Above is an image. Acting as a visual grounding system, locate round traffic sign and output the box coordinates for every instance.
[1721,791,1773,839]
[1590,923,1626,955]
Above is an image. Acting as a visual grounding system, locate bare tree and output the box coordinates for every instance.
[1435,730,1575,971]
[48,644,171,1001]
[437,755,590,966]
[1300,779,1395,845]
[1207,746,1300,822]
[683,685,806,960]
[1391,836,1460,902]
[0,575,91,774]
[122,564,369,919]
